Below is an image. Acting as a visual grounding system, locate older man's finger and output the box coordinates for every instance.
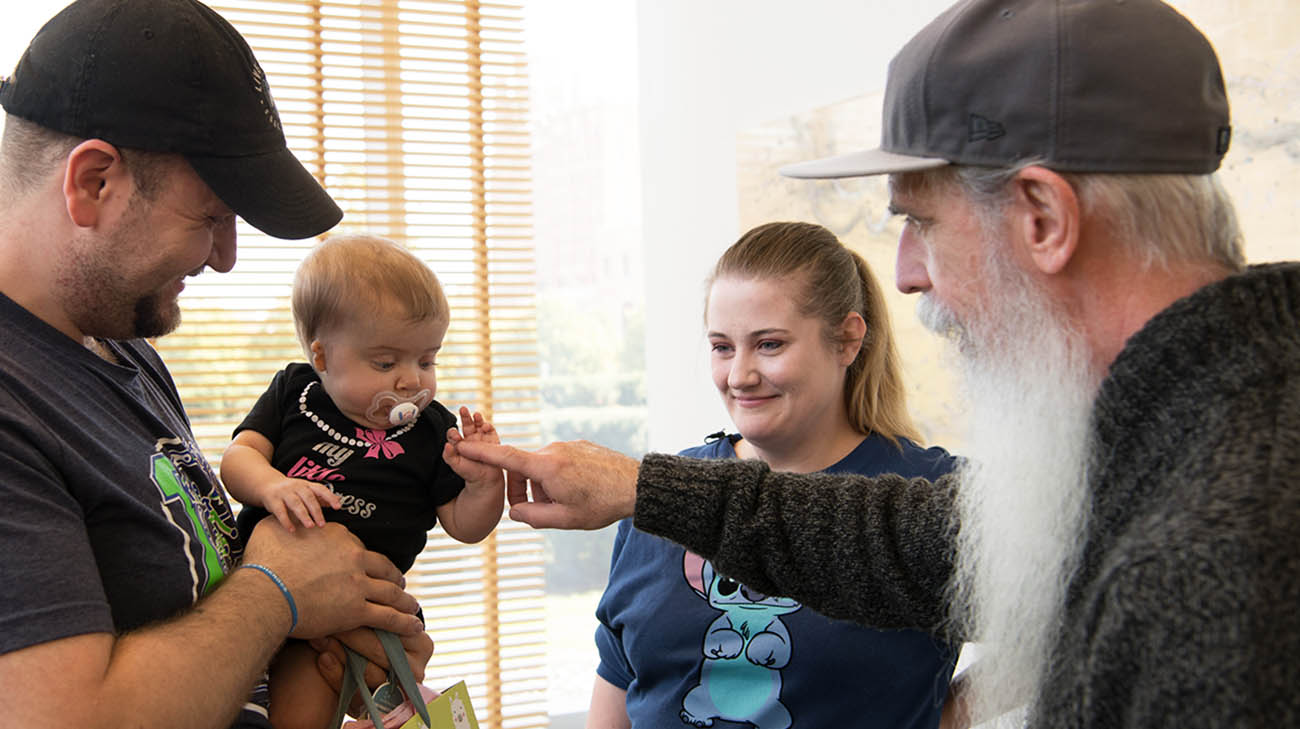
[455,441,539,477]
[506,469,531,506]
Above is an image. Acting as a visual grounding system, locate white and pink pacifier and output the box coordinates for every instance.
[366,389,433,427]
[388,402,420,426]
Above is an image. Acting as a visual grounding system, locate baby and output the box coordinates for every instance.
[221,234,504,729]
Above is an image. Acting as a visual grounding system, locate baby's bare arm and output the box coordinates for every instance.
[222,430,341,531]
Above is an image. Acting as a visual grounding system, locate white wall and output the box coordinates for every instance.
[635,1,953,453]
[633,0,1300,454]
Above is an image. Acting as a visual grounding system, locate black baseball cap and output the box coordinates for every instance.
[0,0,342,239]
[781,0,1232,179]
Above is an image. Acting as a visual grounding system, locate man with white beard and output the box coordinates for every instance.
[451,0,1300,727]
[909,198,1099,726]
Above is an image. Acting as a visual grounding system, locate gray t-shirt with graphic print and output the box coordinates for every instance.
[0,292,266,728]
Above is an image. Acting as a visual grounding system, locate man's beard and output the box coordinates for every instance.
[130,289,181,339]
[920,248,1099,725]
[59,196,183,340]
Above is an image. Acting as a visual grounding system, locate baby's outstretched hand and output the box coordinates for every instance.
[263,477,342,531]
[445,406,504,488]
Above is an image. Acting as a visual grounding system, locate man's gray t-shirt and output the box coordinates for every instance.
[0,292,267,727]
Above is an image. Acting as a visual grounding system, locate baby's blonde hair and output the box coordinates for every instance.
[292,234,449,355]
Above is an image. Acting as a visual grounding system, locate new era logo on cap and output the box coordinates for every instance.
[968,114,1005,142]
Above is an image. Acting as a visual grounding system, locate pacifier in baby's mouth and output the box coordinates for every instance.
[366,389,433,426]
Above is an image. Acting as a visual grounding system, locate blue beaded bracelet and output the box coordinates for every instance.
[241,563,298,633]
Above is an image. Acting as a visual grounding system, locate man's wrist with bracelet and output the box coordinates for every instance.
[240,562,298,633]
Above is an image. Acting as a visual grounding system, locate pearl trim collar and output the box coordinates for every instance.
[298,381,417,447]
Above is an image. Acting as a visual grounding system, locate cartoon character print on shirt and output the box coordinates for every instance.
[680,551,802,729]
[150,436,239,600]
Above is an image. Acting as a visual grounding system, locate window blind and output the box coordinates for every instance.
[152,2,546,726]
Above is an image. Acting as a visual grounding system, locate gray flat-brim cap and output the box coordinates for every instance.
[782,0,1231,179]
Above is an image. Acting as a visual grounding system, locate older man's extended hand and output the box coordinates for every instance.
[451,439,640,530]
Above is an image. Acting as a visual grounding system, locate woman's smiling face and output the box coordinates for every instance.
[706,275,854,454]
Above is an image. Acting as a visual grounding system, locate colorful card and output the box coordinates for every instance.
[397,681,478,729]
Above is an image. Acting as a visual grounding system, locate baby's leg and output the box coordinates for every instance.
[268,640,341,729]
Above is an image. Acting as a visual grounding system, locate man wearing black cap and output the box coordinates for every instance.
[451,1,1300,727]
[0,1,431,727]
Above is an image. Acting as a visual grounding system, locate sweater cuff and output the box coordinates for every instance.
[633,452,768,556]
[635,453,698,543]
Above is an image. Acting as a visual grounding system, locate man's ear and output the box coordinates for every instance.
[1009,166,1080,276]
[838,311,867,367]
[63,140,128,228]
[310,340,327,372]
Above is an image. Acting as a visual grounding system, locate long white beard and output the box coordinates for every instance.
[919,253,1098,726]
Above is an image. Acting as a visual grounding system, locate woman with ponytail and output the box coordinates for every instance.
[587,221,963,729]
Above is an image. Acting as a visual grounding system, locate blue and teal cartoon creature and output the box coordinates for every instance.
[679,552,802,729]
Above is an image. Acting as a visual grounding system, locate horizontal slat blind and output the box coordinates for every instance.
[155,2,545,726]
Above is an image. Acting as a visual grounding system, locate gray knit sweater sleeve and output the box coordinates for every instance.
[634,454,957,635]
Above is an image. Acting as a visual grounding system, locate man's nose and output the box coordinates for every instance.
[895,227,931,294]
[207,219,237,273]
